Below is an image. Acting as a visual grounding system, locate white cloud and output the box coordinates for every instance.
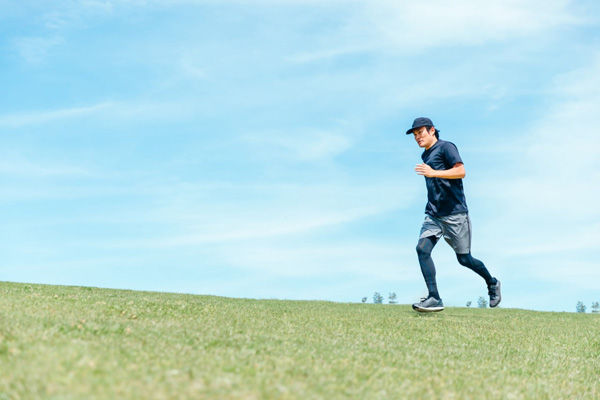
[11,36,64,65]
[0,158,93,178]
[365,0,580,51]
[284,0,583,67]
[518,54,600,208]
[179,56,209,80]
[243,129,352,162]
[140,0,360,5]
[0,103,113,127]
[219,242,414,279]
[34,0,359,30]
[536,260,600,291]
[0,100,200,127]
[141,206,384,246]
[286,45,373,64]
[70,178,417,249]
[474,51,600,257]
[41,0,114,29]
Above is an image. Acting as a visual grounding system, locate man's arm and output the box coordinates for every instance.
[415,162,465,179]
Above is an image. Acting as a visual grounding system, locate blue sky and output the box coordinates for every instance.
[1,0,599,312]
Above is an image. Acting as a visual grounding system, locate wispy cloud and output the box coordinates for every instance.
[0,100,201,127]
[284,1,582,65]
[11,36,64,65]
[219,242,414,279]
[138,206,387,247]
[41,0,115,29]
[366,0,581,50]
[286,45,374,64]
[243,129,352,162]
[473,50,600,259]
[517,52,600,208]
[0,103,113,127]
[178,55,209,80]
[0,158,93,178]
[56,178,417,250]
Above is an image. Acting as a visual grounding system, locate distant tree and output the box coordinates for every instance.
[576,301,587,313]
[592,302,600,314]
[373,292,384,304]
[361,297,367,303]
[466,301,472,308]
[388,293,398,305]
[477,296,488,308]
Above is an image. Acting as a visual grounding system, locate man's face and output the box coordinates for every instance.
[413,126,437,149]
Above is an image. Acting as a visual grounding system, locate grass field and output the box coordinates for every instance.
[1,281,599,399]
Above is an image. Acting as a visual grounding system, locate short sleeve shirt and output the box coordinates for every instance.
[421,140,468,217]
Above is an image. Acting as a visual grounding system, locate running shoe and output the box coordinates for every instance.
[488,279,502,308]
[412,296,444,312]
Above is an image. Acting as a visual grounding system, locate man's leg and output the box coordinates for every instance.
[455,253,495,286]
[442,213,501,307]
[416,236,440,299]
[441,213,495,287]
[456,253,501,307]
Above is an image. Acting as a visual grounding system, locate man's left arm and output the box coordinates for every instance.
[415,162,466,179]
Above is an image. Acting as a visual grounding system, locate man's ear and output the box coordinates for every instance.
[429,127,436,136]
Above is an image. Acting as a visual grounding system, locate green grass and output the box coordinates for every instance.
[1,281,599,399]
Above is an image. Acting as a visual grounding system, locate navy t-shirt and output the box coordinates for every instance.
[421,140,468,217]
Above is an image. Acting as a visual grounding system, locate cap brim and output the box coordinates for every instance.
[406,123,426,135]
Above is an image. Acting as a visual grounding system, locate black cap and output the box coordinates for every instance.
[406,117,436,135]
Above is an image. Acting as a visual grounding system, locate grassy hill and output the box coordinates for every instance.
[1,281,598,399]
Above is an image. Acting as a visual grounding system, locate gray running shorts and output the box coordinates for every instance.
[419,212,472,254]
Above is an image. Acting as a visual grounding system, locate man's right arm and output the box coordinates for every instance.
[415,162,465,179]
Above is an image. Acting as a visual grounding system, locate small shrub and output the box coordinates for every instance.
[388,293,398,305]
[477,296,488,308]
[373,292,383,304]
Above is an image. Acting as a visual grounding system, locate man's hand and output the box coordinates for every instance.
[415,163,436,178]
[415,162,465,179]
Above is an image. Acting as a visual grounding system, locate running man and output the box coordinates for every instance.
[407,117,501,312]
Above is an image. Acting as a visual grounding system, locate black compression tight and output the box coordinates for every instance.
[416,236,494,299]
[416,237,439,299]
[455,253,494,284]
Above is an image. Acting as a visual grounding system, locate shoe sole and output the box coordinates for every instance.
[412,304,444,313]
[490,280,502,308]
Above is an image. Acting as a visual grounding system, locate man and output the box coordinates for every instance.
[407,117,501,312]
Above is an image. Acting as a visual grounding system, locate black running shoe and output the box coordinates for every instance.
[412,296,444,313]
[488,279,501,308]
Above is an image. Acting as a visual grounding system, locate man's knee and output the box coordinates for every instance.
[416,237,435,257]
[416,243,428,257]
[456,253,472,267]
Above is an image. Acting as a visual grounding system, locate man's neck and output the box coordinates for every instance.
[425,137,438,150]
